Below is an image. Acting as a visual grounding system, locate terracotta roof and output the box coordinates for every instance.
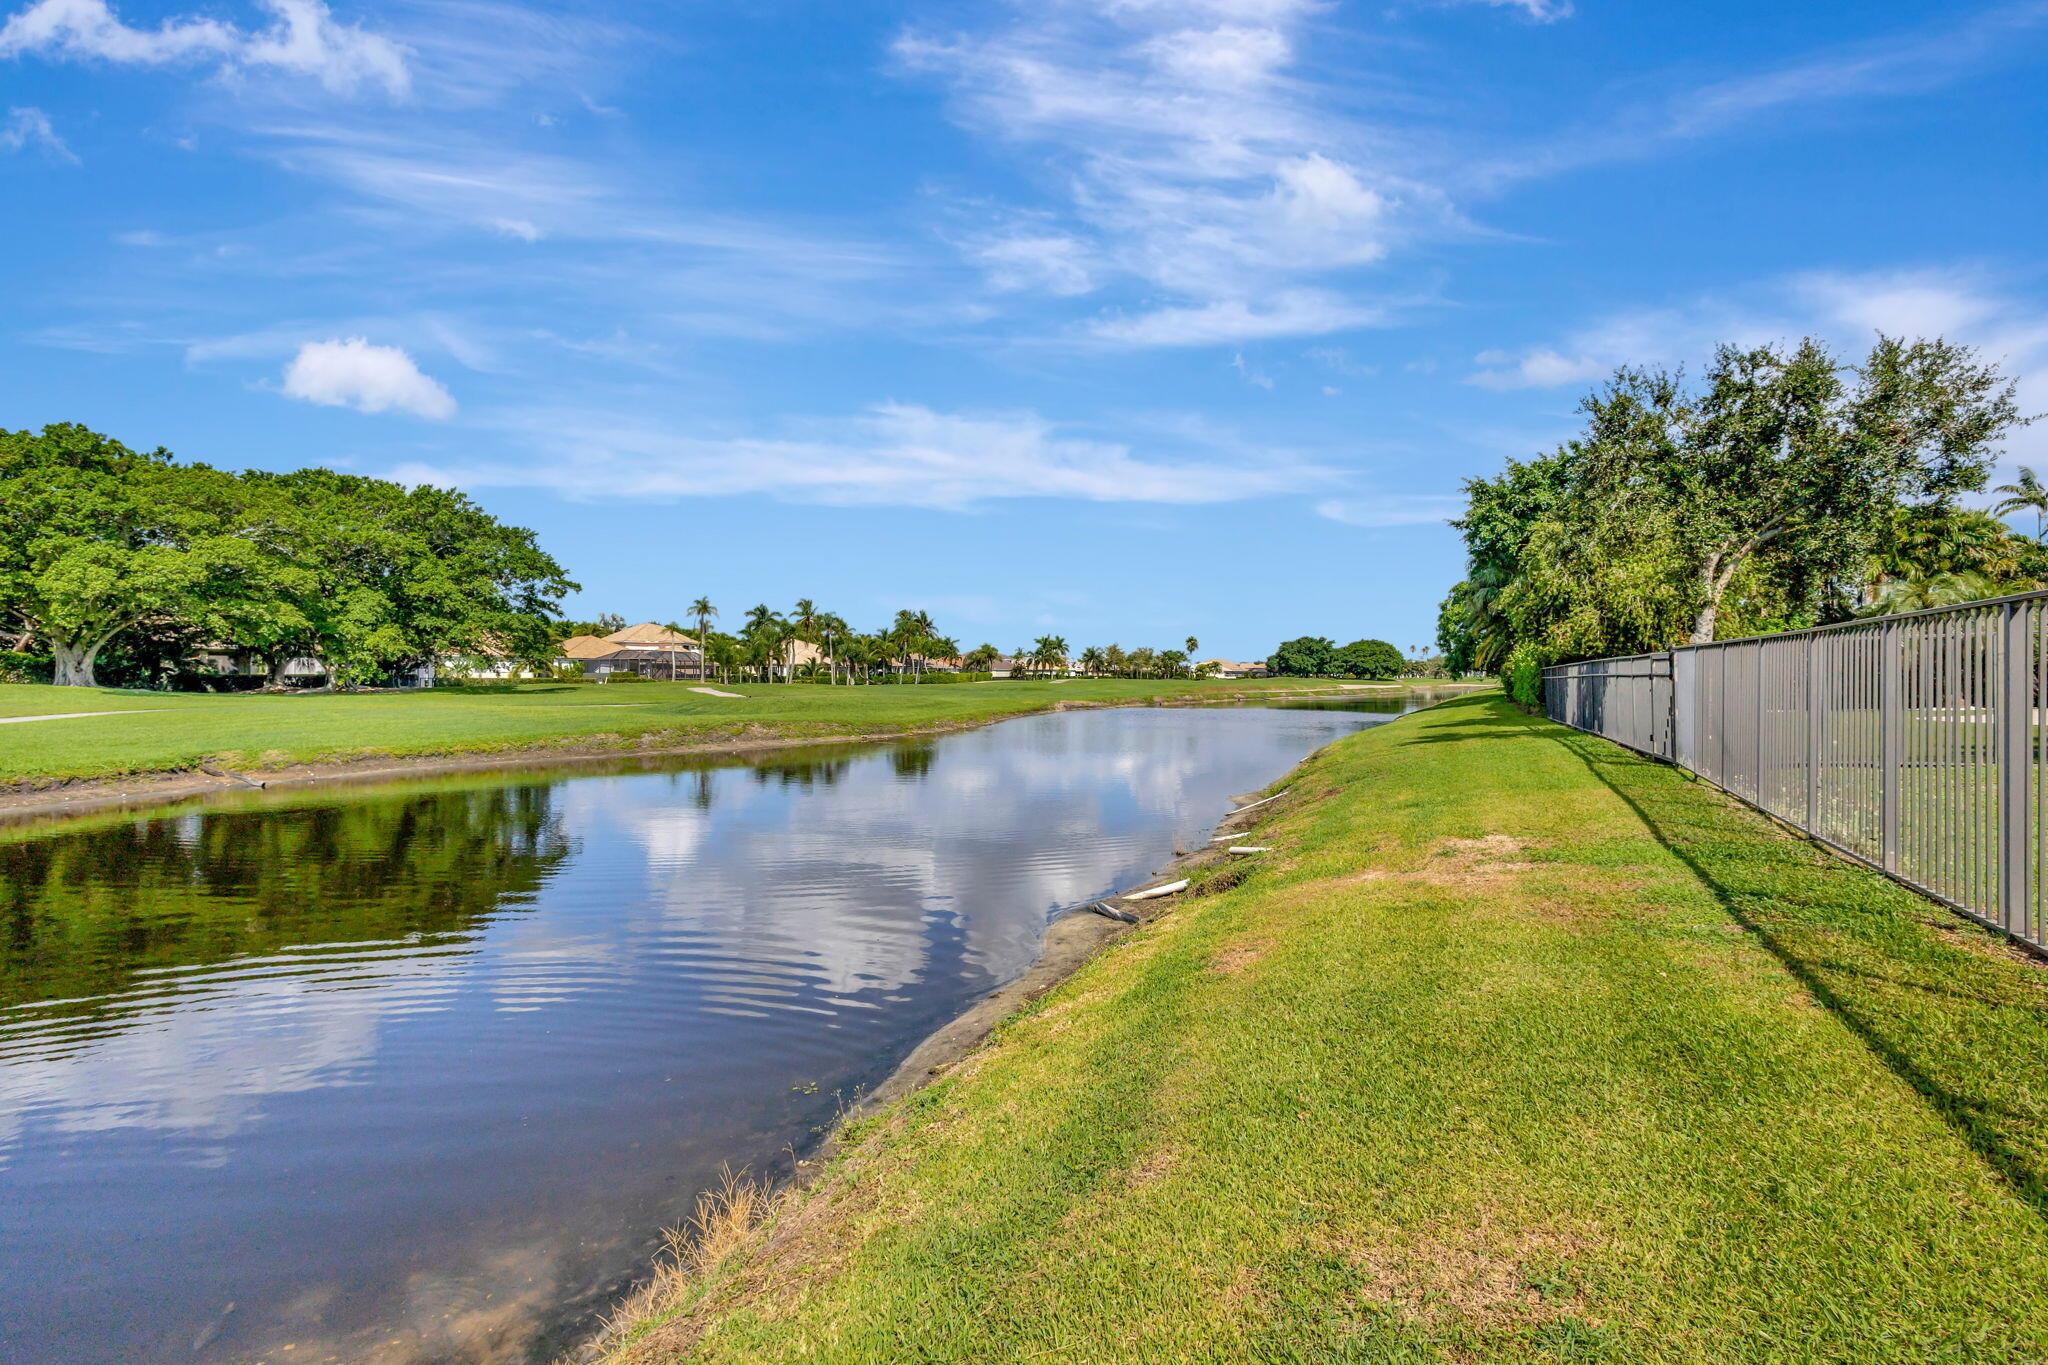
[605,622,699,648]
[559,634,622,660]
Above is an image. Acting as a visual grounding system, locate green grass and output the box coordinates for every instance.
[604,694,2048,1364]
[0,677,1454,786]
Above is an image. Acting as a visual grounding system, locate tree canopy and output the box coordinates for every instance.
[1438,335,2032,678]
[2,423,576,687]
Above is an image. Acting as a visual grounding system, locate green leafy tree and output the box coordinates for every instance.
[1267,636,1335,677]
[1585,338,2020,643]
[0,425,278,686]
[1439,335,2025,671]
[1333,638,1404,679]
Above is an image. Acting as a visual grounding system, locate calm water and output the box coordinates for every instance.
[0,700,1413,1362]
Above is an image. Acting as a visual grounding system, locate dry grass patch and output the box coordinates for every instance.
[1344,1217,1595,1333]
[1127,1143,1179,1187]
[1334,834,1540,891]
[1207,939,1271,976]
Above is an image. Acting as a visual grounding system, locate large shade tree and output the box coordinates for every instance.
[2,424,575,688]
[1438,335,2029,674]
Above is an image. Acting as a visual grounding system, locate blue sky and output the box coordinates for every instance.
[4,0,2046,658]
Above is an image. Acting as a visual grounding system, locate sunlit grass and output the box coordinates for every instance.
[0,678,1466,785]
[601,694,2048,1364]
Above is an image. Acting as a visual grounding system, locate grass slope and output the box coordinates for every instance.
[605,694,2048,1364]
[0,678,1439,786]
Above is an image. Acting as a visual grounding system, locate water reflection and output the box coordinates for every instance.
[0,702,1412,1363]
[0,787,572,1047]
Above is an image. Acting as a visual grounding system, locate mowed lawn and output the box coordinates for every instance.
[0,678,1432,786]
[605,694,2048,1364]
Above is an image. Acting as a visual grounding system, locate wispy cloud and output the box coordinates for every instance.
[1440,0,1573,21]
[0,0,411,98]
[895,1,1450,346]
[1,104,75,160]
[1476,2,2048,187]
[1460,262,2048,474]
[393,402,1334,509]
[1089,290,1386,347]
[282,337,456,419]
[1230,352,1274,390]
[1316,494,1464,528]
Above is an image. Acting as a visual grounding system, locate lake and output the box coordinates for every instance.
[0,699,1417,1362]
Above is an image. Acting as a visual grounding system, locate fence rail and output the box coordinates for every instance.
[1542,589,2048,956]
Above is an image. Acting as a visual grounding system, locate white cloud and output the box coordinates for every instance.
[0,0,410,98]
[1316,495,1464,528]
[895,2,1433,343]
[1467,265,2048,394]
[1467,301,1773,390]
[392,401,1331,508]
[0,104,74,160]
[1089,290,1384,347]
[1468,344,1608,391]
[281,337,456,419]
[1460,262,2048,467]
[1477,4,2048,188]
[1790,266,2007,340]
[489,216,542,242]
[1455,0,1573,21]
[974,231,1097,296]
[1230,352,1273,390]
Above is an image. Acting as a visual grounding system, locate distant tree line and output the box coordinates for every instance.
[1434,336,2036,704]
[3,423,575,688]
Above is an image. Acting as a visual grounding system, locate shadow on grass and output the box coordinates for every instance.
[1544,725,2048,1223]
[429,683,583,695]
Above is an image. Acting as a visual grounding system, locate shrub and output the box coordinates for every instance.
[0,650,52,684]
[1503,642,1547,711]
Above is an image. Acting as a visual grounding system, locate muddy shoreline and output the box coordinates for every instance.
[0,685,1484,827]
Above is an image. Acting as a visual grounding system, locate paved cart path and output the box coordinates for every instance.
[0,710,162,725]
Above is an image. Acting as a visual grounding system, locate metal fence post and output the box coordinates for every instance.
[1805,632,1820,831]
[1881,620,1901,872]
[1753,639,1765,805]
[2002,602,2030,935]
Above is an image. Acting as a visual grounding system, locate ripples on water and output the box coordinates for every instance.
[0,701,1413,1362]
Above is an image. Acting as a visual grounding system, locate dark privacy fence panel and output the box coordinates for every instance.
[1542,592,2048,954]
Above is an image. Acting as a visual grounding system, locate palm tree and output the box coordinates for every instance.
[1184,636,1199,677]
[689,597,716,682]
[1031,634,1068,677]
[1864,569,1999,615]
[742,604,784,682]
[789,598,819,684]
[1078,646,1104,677]
[814,611,848,684]
[1996,466,2048,542]
[661,621,688,681]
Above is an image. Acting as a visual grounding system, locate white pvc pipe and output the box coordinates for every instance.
[1121,879,1189,901]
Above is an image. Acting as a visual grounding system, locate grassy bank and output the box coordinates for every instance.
[603,694,2048,1364]
[0,678,1465,787]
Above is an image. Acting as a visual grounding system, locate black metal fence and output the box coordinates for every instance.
[1542,591,2048,955]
